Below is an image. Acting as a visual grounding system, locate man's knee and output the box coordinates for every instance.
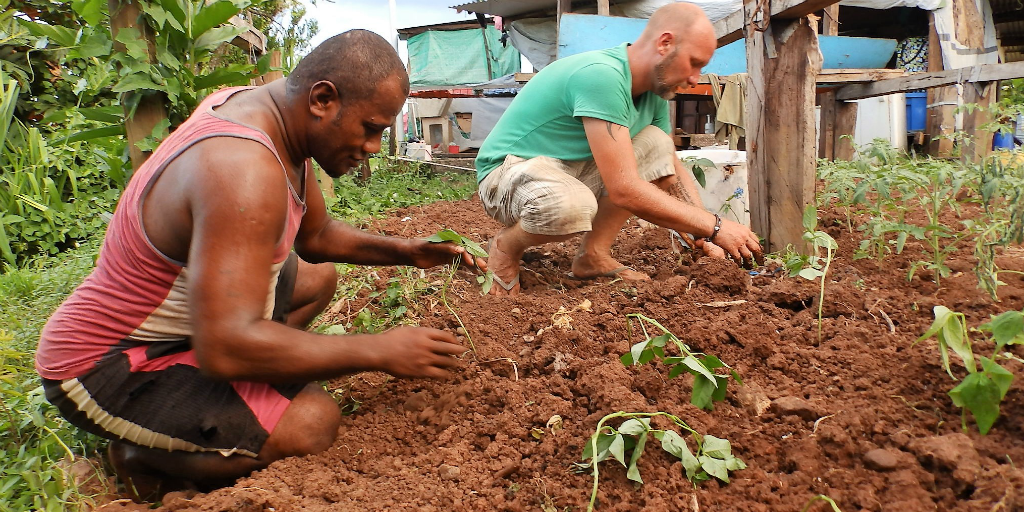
[634,125,676,156]
[521,188,598,236]
[261,384,340,460]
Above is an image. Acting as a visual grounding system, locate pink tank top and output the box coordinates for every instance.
[36,87,306,380]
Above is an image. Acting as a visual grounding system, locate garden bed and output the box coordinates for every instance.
[105,195,1024,512]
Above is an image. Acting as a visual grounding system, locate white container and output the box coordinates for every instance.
[405,142,432,161]
[676,149,749,227]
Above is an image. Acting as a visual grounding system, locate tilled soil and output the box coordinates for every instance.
[107,197,1024,512]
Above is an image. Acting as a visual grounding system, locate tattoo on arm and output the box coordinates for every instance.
[605,121,617,141]
[668,179,696,206]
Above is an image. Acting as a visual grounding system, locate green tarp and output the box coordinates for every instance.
[407,26,520,86]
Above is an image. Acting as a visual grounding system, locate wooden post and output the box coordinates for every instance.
[556,0,570,51]
[746,13,823,252]
[925,13,955,157]
[817,4,839,160]
[822,4,839,35]
[254,50,283,85]
[834,100,858,160]
[962,81,996,163]
[108,0,168,171]
[597,0,610,16]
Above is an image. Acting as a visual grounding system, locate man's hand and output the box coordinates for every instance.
[408,239,487,272]
[372,326,466,379]
[707,219,764,269]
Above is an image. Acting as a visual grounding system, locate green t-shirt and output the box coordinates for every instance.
[475,43,671,183]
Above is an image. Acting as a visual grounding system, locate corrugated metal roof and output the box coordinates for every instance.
[993,0,1023,61]
[449,0,558,17]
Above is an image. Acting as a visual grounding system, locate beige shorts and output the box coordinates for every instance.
[478,125,677,236]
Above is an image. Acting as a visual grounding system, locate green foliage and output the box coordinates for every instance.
[620,314,741,411]
[577,411,746,512]
[916,305,1024,434]
[799,205,837,342]
[0,240,105,510]
[817,139,1024,297]
[426,228,488,355]
[999,79,1024,108]
[325,158,478,224]
[681,156,714,189]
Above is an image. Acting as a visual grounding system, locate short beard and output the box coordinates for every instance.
[652,47,679,100]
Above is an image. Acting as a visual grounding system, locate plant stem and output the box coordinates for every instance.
[440,255,476,356]
[817,245,834,343]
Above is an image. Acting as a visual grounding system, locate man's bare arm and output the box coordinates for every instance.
[294,165,482,270]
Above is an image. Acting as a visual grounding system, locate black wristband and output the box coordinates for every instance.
[706,213,721,242]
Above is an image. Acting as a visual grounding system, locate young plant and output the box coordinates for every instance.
[915,306,1023,434]
[621,314,741,411]
[681,156,715,189]
[425,229,490,354]
[793,205,838,342]
[905,162,969,287]
[577,412,746,512]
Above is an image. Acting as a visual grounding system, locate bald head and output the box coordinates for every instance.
[287,29,410,105]
[637,2,716,48]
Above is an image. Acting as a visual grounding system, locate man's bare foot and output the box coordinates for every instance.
[570,253,650,281]
[108,442,190,503]
[487,235,521,296]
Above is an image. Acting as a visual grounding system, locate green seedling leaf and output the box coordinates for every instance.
[617,418,650,436]
[802,204,818,232]
[425,229,462,243]
[980,310,1024,352]
[701,435,732,459]
[691,375,716,411]
[682,355,717,384]
[582,430,617,462]
[609,434,627,467]
[698,455,730,483]
[980,356,1014,400]
[626,431,648,483]
[460,237,488,259]
[798,267,824,280]
[659,430,701,480]
[949,372,1002,435]
[724,454,747,471]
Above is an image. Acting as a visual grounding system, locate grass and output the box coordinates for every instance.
[0,158,477,509]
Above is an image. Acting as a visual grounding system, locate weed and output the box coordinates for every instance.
[916,306,1023,434]
[621,313,741,411]
[426,229,490,355]
[576,411,745,512]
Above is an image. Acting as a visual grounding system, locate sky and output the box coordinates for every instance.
[301,0,476,54]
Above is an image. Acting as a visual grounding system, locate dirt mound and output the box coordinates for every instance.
[104,198,1024,512]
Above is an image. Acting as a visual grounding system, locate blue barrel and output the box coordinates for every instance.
[905,91,927,132]
[993,131,1015,150]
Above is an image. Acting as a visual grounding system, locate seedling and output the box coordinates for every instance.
[425,229,490,355]
[800,495,844,512]
[681,156,715,189]
[576,411,746,512]
[802,206,837,342]
[621,313,741,411]
[916,306,1024,434]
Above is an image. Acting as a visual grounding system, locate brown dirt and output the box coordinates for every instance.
[104,197,1024,512]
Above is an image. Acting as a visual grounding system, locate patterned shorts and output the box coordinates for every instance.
[42,253,306,458]
[478,125,677,236]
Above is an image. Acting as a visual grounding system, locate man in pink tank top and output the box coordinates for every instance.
[36,30,483,502]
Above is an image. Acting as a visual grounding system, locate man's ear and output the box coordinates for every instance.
[308,80,340,120]
[657,32,675,55]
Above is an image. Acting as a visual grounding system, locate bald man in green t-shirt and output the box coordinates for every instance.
[476,2,763,295]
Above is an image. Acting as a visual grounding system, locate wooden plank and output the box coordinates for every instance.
[744,0,769,241]
[822,4,838,35]
[228,15,266,54]
[715,0,840,47]
[818,91,837,159]
[817,68,906,83]
[993,10,1024,24]
[514,72,536,82]
[746,10,822,251]
[597,0,609,16]
[108,0,168,171]
[962,81,996,163]
[926,13,954,158]
[834,100,857,161]
[836,61,1024,100]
